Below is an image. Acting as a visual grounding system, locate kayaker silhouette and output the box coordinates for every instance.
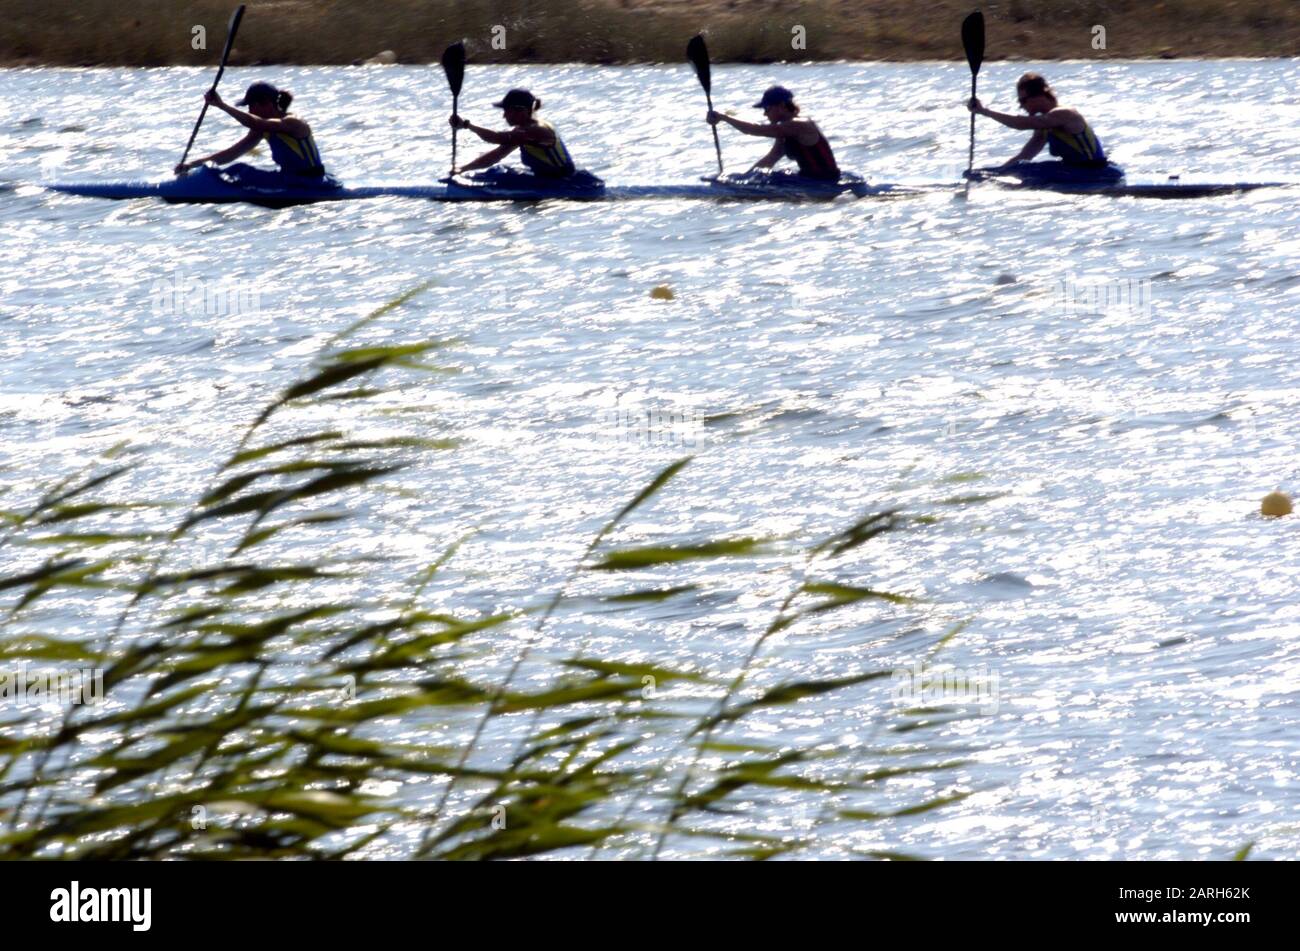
[967,73,1123,184]
[706,85,840,181]
[449,88,599,189]
[174,81,336,190]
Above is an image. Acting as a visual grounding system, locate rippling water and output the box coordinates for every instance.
[3,61,1300,859]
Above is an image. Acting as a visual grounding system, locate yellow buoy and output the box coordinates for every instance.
[1260,491,1292,518]
[650,285,675,300]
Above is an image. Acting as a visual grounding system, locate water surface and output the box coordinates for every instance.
[2,61,1299,859]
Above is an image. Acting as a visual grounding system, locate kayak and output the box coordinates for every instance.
[443,166,606,201]
[967,164,1287,198]
[45,165,356,208]
[701,170,881,200]
[439,168,901,200]
[438,166,894,201]
[981,160,1125,186]
[41,173,900,205]
[43,164,608,206]
[40,170,1292,206]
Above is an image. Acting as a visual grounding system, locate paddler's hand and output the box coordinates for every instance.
[449,115,469,130]
[174,161,194,176]
[706,110,722,126]
[967,96,987,116]
[204,88,223,108]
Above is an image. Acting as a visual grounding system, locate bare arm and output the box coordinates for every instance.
[750,138,784,171]
[1003,129,1047,167]
[457,143,515,173]
[176,129,261,174]
[721,114,785,137]
[709,111,805,139]
[459,122,512,145]
[453,119,554,148]
[207,90,310,137]
[977,108,1046,131]
[969,98,1084,133]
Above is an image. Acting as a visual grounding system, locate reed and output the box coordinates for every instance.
[0,285,985,860]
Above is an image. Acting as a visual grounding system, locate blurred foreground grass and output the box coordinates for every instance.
[0,284,986,860]
[1,0,1297,66]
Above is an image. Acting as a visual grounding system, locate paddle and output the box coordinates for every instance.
[687,34,723,176]
[441,42,466,175]
[177,4,246,174]
[961,11,985,190]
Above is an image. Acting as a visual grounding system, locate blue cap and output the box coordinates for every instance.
[754,85,795,109]
[237,82,278,106]
[493,88,537,110]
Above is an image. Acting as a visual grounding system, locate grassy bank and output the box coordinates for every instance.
[2,0,1298,66]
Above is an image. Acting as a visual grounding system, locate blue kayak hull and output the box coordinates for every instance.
[968,164,1286,198]
[41,173,1293,205]
[46,169,357,208]
[443,167,606,201]
[42,177,891,204]
[702,170,879,200]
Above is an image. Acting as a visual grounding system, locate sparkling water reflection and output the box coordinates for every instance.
[2,61,1299,858]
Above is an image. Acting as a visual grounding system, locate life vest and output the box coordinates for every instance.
[1047,120,1107,165]
[265,129,325,176]
[782,126,839,180]
[519,120,576,178]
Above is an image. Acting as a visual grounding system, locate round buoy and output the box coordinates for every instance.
[650,285,674,300]
[1260,491,1292,518]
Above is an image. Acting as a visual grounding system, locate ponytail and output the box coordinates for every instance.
[276,90,294,113]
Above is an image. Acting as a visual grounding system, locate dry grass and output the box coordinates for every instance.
[1,0,1297,66]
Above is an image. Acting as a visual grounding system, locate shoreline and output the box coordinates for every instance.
[4,55,1296,71]
[7,53,1297,69]
[2,1,1297,68]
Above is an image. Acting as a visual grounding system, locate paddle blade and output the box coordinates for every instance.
[223,5,246,58]
[441,41,466,97]
[210,4,245,87]
[687,34,711,93]
[962,11,985,76]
